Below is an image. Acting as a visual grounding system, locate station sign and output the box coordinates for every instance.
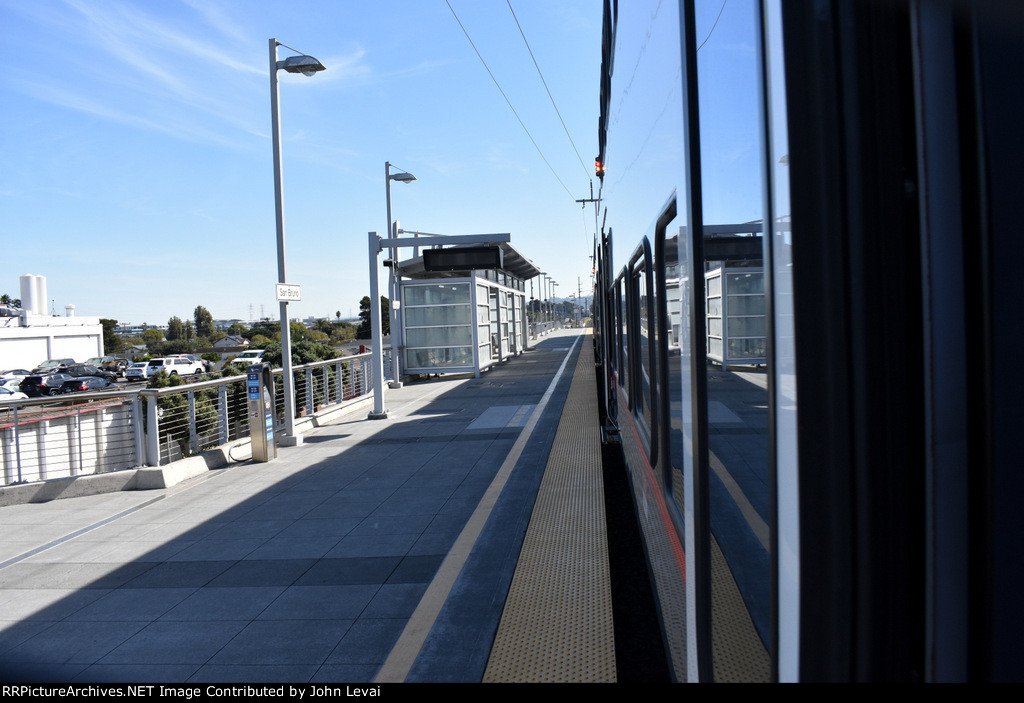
[276,283,301,302]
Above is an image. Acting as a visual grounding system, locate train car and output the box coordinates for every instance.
[594,0,1023,682]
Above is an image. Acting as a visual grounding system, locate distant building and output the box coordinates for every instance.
[213,335,248,349]
[0,275,103,370]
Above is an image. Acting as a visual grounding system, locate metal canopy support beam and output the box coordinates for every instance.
[368,231,514,421]
[380,233,510,248]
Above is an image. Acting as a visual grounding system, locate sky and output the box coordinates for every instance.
[1,0,602,327]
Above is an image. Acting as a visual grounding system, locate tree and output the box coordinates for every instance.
[288,320,309,343]
[357,295,390,339]
[245,320,279,341]
[167,316,184,341]
[141,328,164,346]
[184,320,196,341]
[331,322,356,345]
[1,294,22,308]
[100,319,124,353]
[194,306,216,340]
[150,339,194,356]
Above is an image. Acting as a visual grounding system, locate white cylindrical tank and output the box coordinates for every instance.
[64,304,76,317]
[35,276,47,315]
[19,275,34,313]
[19,274,48,315]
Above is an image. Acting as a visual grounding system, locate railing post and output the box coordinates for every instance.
[146,394,161,467]
[72,406,82,476]
[12,405,22,484]
[218,384,229,445]
[187,389,198,455]
[305,367,314,416]
[131,395,145,467]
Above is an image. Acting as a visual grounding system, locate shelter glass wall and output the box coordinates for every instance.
[402,282,474,372]
[402,275,526,375]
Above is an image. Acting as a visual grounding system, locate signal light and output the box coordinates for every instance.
[595,157,605,179]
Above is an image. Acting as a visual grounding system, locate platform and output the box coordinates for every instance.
[0,329,612,683]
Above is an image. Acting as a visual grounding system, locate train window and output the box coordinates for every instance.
[694,0,772,682]
[618,274,629,400]
[664,226,688,525]
[633,241,657,453]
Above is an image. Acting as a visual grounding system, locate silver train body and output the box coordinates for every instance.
[592,0,1023,682]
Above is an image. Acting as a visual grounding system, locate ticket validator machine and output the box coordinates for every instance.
[247,363,278,462]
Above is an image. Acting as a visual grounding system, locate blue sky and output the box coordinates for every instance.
[1,0,601,326]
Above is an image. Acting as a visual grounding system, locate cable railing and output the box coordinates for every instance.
[0,351,376,484]
[0,394,142,485]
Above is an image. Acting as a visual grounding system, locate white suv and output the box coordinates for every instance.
[146,357,205,376]
[232,349,266,367]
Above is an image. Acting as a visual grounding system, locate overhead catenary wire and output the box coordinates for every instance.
[445,0,578,202]
[506,0,591,180]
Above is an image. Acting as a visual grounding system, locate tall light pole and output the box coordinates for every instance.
[385,162,416,388]
[540,273,548,325]
[269,38,326,446]
[552,281,559,326]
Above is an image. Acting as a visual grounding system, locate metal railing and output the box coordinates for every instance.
[0,352,375,483]
[531,321,559,338]
[0,394,141,485]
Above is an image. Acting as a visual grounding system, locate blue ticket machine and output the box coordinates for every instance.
[246,363,277,462]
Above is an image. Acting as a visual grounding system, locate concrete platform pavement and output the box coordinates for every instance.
[0,329,585,683]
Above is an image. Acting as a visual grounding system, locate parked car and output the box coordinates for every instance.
[58,377,114,394]
[31,358,75,374]
[1,378,26,394]
[146,357,205,376]
[232,349,266,367]
[125,362,149,381]
[1,369,32,380]
[0,386,29,400]
[110,358,133,376]
[84,356,132,376]
[172,354,211,372]
[62,364,117,383]
[19,373,76,397]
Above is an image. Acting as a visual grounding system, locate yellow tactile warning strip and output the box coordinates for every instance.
[375,334,582,684]
[483,333,617,683]
[710,534,771,682]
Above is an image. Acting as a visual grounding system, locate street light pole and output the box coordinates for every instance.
[539,273,547,327]
[269,38,325,446]
[552,281,559,327]
[385,162,416,389]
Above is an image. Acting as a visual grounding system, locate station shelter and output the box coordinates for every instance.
[394,242,541,377]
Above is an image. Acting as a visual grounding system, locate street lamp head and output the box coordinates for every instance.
[389,171,417,184]
[277,54,327,76]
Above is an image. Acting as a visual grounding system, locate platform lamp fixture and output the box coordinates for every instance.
[385,162,416,387]
[269,38,326,446]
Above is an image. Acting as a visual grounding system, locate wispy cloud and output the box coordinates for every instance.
[1,0,269,148]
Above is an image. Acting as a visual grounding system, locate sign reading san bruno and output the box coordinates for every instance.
[276,283,301,302]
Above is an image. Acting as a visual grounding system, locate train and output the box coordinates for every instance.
[591,0,1023,682]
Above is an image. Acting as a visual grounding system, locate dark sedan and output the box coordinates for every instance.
[61,364,118,383]
[57,377,114,394]
[19,373,76,397]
